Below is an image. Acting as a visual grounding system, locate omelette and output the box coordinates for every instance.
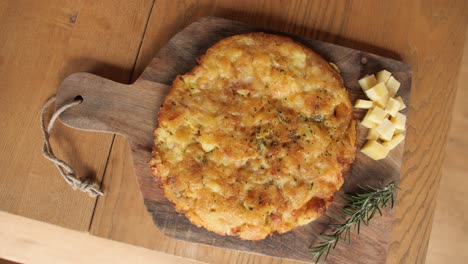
[150,33,356,240]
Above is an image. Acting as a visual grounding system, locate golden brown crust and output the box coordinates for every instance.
[150,33,356,240]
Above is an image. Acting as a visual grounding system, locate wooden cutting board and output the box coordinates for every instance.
[56,17,411,263]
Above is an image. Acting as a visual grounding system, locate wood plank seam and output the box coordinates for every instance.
[87,136,116,231]
[0,0,156,231]
[85,0,157,233]
[128,0,157,83]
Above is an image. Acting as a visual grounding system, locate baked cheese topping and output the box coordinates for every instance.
[150,33,356,240]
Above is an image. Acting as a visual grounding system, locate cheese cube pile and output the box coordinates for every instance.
[355,70,407,160]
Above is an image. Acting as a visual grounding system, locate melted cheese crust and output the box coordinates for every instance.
[150,33,356,240]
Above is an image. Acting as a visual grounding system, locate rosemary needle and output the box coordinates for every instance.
[310,182,397,263]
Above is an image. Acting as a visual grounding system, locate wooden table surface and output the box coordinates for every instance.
[0,1,466,263]
[425,27,468,264]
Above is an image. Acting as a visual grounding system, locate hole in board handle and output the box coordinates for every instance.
[73,95,83,103]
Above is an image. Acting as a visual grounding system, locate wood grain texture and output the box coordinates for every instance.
[57,17,411,262]
[386,3,468,263]
[88,1,467,264]
[0,212,199,264]
[426,28,468,264]
[0,0,152,230]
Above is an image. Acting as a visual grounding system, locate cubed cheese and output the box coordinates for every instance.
[361,140,389,160]
[385,97,401,117]
[368,106,387,124]
[367,127,380,140]
[376,119,396,141]
[386,76,401,96]
[354,99,373,109]
[360,110,376,128]
[376,70,392,83]
[394,96,406,110]
[391,112,407,130]
[358,75,378,91]
[365,82,389,107]
[382,133,405,150]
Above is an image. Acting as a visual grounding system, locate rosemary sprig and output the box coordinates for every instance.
[310,182,397,263]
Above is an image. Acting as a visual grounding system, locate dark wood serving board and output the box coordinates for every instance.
[56,17,411,263]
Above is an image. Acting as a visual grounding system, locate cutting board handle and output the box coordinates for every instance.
[56,72,170,146]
